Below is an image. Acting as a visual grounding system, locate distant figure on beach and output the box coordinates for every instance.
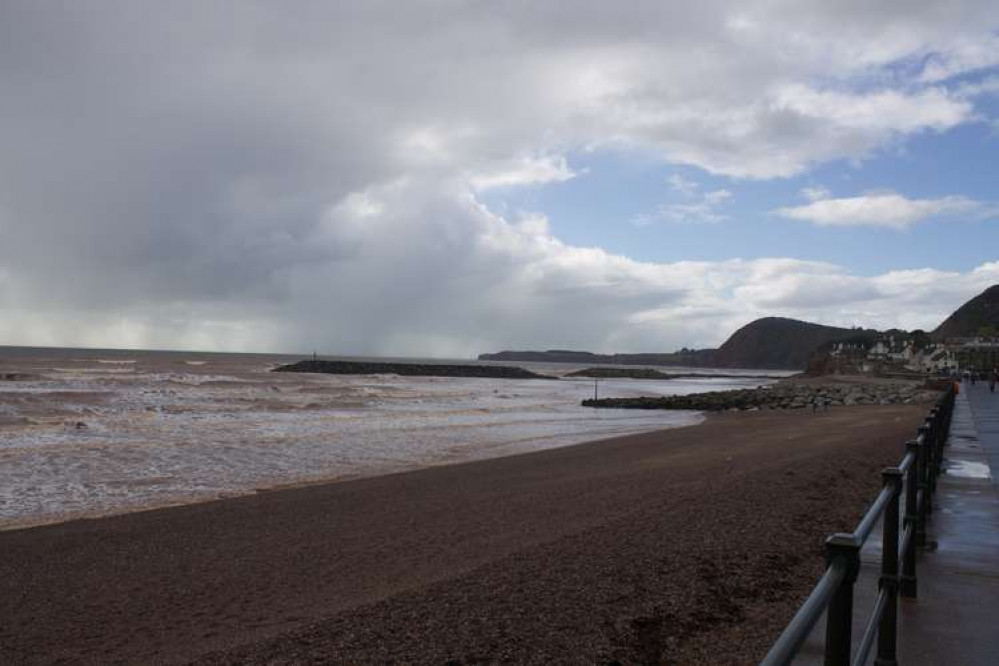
[991,367,997,394]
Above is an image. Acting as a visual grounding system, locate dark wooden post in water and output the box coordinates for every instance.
[824,533,861,666]
[876,468,903,666]
[901,438,920,599]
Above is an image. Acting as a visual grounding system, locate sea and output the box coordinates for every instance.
[0,346,791,529]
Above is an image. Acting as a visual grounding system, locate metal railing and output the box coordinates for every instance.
[760,384,956,666]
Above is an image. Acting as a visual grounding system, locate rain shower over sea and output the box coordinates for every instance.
[0,346,786,529]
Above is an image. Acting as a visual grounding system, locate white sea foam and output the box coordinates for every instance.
[0,350,780,528]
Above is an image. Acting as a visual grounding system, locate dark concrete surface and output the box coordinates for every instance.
[897,385,999,666]
[795,384,999,665]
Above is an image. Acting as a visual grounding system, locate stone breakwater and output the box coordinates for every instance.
[583,382,939,412]
[273,359,556,380]
[564,367,773,380]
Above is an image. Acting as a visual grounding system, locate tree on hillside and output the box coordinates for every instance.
[910,329,931,350]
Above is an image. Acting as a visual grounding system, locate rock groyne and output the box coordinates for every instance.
[583,382,937,411]
[564,367,774,380]
[273,359,555,380]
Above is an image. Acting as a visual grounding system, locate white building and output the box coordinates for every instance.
[867,335,913,363]
[905,343,958,373]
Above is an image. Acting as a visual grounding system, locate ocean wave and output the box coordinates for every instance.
[0,351,771,529]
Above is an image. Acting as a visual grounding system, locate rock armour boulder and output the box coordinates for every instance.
[583,383,936,411]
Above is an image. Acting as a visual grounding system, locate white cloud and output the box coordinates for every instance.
[0,2,998,354]
[801,186,832,202]
[704,190,733,205]
[667,174,700,195]
[772,85,970,134]
[469,155,580,191]
[919,35,999,82]
[2,180,997,353]
[776,192,985,229]
[954,75,999,100]
[636,189,733,225]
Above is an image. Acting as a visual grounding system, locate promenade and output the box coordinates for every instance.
[896,383,999,664]
[795,384,999,665]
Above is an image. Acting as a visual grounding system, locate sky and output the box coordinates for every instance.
[1,1,998,357]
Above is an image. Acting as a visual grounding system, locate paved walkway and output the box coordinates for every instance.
[795,386,999,665]
[896,384,999,664]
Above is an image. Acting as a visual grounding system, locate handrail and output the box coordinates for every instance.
[898,449,915,474]
[853,588,887,665]
[759,562,848,666]
[898,525,914,571]
[759,384,955,666]
[854,485,892,545]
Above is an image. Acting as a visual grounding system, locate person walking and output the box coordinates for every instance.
[990,367,997,394]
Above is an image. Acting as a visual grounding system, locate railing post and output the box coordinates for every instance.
[824,533,862,666]
[922,418,936,514]
[938,392,952,464]
[916,425,929,545]
[932,406,945,489]
[946,387,955,435]
[925,405,940,464]
[876,468,903,666]
[901,439,919,599]
[936,401,945,453]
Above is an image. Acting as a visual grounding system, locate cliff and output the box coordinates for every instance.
[711,317,865,370]
[481,319,878,372]
[932,285,999,339]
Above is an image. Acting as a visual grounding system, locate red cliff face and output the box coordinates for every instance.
[712,317,861,370]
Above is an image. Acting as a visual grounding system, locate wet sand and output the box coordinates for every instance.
[0,404,924,665]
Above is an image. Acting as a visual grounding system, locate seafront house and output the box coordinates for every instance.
[819,335,962,375]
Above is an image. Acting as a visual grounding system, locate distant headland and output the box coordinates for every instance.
[480,317,866,370]
[481,284,999,373]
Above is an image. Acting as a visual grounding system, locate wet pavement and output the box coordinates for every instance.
[793,386,999,665]
[896,385,999,665]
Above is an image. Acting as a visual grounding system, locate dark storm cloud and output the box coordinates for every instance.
[0,1,996,353]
